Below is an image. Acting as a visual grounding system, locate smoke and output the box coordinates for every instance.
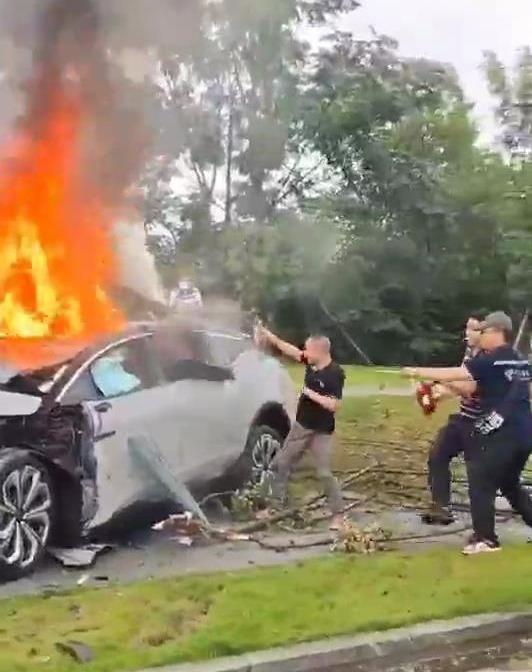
[0,1,212,309]
[23,0,149,206]
[112,220,164,304]
[0,0,172,307]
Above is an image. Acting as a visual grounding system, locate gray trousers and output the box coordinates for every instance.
[271,422,344,514]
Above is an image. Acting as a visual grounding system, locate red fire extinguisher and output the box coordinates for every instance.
[416,382,437,416]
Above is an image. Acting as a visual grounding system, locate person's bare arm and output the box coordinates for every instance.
[402,365,476,388]
[258,326,303,362]
[302,387,341,413]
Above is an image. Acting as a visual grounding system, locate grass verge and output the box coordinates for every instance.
[1,387,476,672]
[290,393,456,505]
[3,547,532,672]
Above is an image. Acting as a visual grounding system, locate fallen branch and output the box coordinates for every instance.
[252,499,371,551]
[237,464,379,534]
[199,491,235,507]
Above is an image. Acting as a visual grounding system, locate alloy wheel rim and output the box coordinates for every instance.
[0,466,51,568]
[251,433,280,484]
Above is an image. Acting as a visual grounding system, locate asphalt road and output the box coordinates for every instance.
[1,501,530,600]
[0,527,328,599]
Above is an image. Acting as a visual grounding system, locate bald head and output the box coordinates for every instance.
[307,334,331,351]
[305,334,332,365]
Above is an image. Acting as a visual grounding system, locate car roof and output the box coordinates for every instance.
[0,322,156,381]
[0,318,249,382]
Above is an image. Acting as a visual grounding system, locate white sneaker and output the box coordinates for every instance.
[462,538,501,555]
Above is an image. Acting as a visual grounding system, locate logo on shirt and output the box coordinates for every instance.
[493,359,531,383]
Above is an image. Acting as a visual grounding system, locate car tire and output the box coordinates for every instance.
[0,450,55,581]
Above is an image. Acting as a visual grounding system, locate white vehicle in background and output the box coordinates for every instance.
[169,280,203,311]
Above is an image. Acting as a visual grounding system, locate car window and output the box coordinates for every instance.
[90,340,155,399]
[60,338,157,403]
[201,332,249,368]
[61,370,101,404]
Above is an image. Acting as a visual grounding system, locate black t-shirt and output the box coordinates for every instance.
[296,360,345,434]
[465,345,531,432]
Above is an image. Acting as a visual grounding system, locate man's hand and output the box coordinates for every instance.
[432,383,447,400]
[255,325,303,362]
[302,386,340,413]
[253,322,269,348]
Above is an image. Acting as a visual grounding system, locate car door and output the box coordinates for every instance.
[146,330,240,486]
[199,331,256,451]
[57,334,174,529]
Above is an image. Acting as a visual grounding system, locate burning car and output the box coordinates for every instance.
[0,321,296,580]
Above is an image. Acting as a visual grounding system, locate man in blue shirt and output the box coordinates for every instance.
[403,312,532,555]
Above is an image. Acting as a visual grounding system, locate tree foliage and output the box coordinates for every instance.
[141,4,532,363]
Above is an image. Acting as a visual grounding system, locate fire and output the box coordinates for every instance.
[0,92,124,362]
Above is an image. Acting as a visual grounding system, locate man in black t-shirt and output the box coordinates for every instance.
[257,326,346,528]
[423,317,482,526]
[403,312,532,555]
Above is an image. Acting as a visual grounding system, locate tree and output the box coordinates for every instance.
[292,31,497,362]
[483,48,532,324]
[142,0,360,283]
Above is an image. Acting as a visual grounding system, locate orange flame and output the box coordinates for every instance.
[0,93,124,365]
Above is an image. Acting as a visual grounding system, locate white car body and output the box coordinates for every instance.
[0,322,296,577]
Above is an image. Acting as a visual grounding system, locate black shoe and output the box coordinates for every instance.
[420,507,455,526]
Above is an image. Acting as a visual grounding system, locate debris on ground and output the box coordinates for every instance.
[55,640,94,664]
[152,512,208,537]
[47,544,113,569]
[332,521,392,554]
[152,510,254,546]
[230,482,274,520]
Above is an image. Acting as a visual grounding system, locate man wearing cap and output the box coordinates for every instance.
[403,312,532,555]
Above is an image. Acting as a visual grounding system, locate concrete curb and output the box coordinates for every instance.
[140,612,532,672]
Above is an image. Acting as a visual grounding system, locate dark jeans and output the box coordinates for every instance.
[428,414,473,509]
[466,424,532,543]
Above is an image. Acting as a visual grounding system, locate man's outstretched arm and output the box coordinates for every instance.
[402,365,476,388]
[257,325,304,362]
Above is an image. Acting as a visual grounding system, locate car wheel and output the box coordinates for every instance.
[247,425,282,486]
[0,451,54,581]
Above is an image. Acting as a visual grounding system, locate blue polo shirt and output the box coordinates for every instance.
[465,345,531,439]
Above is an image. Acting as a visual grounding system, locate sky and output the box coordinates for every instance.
[336,0,532,143]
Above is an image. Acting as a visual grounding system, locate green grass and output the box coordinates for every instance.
[288,392,459,508]
[3,547,532,672]
[286,364,408,390]
[336,395,451,442]
[0,394,526,672]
